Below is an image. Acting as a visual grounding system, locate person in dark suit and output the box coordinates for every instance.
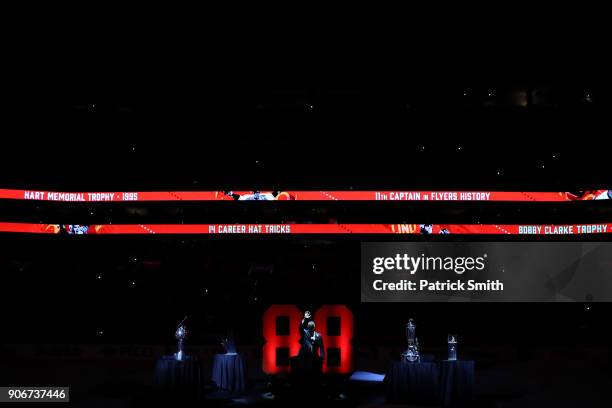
[299,320,325,376]
[301,321,325,360]
[298,310,313,343]
[292,320,325,398]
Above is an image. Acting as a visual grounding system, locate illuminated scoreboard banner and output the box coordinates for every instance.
[1,189,611,202]
[0,222,610,235]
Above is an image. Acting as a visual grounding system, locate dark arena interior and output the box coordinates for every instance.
[1,30,612,407]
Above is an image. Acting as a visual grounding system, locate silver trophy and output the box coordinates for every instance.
[402,319,420,363]
[448,334,457,361]
[175,316,188,361]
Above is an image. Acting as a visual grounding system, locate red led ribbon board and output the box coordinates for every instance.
[262,305,354,374]
[0,223,59,234]
[2,189,610,202]
[0,223,611,235]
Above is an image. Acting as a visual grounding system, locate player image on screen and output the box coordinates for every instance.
[597,190,612,200]
[222,191,295,201]
[565,190,611,200]
[419,224,451,234]
[63,225,89,234]
[420,224,434,234]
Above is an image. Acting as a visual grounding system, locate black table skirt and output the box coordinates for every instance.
[440,360,474,407]
[154,356,203,400]
[385,360,474,406]
[385,361,440,405]
[211,353,247,393]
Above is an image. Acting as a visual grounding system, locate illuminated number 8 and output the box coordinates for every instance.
[262,305,302,374]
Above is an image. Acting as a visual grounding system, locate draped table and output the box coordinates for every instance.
[154,355,203,400]
[385,360,474,406]
[385,361,440,405]
[211,353,247,393]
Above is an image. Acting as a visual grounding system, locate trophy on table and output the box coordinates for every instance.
[402,318,420,363]
[175,316,188,361]
[448,334,457,361]
[221,330,237,355]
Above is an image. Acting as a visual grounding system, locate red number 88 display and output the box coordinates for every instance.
[262,304,353,374]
